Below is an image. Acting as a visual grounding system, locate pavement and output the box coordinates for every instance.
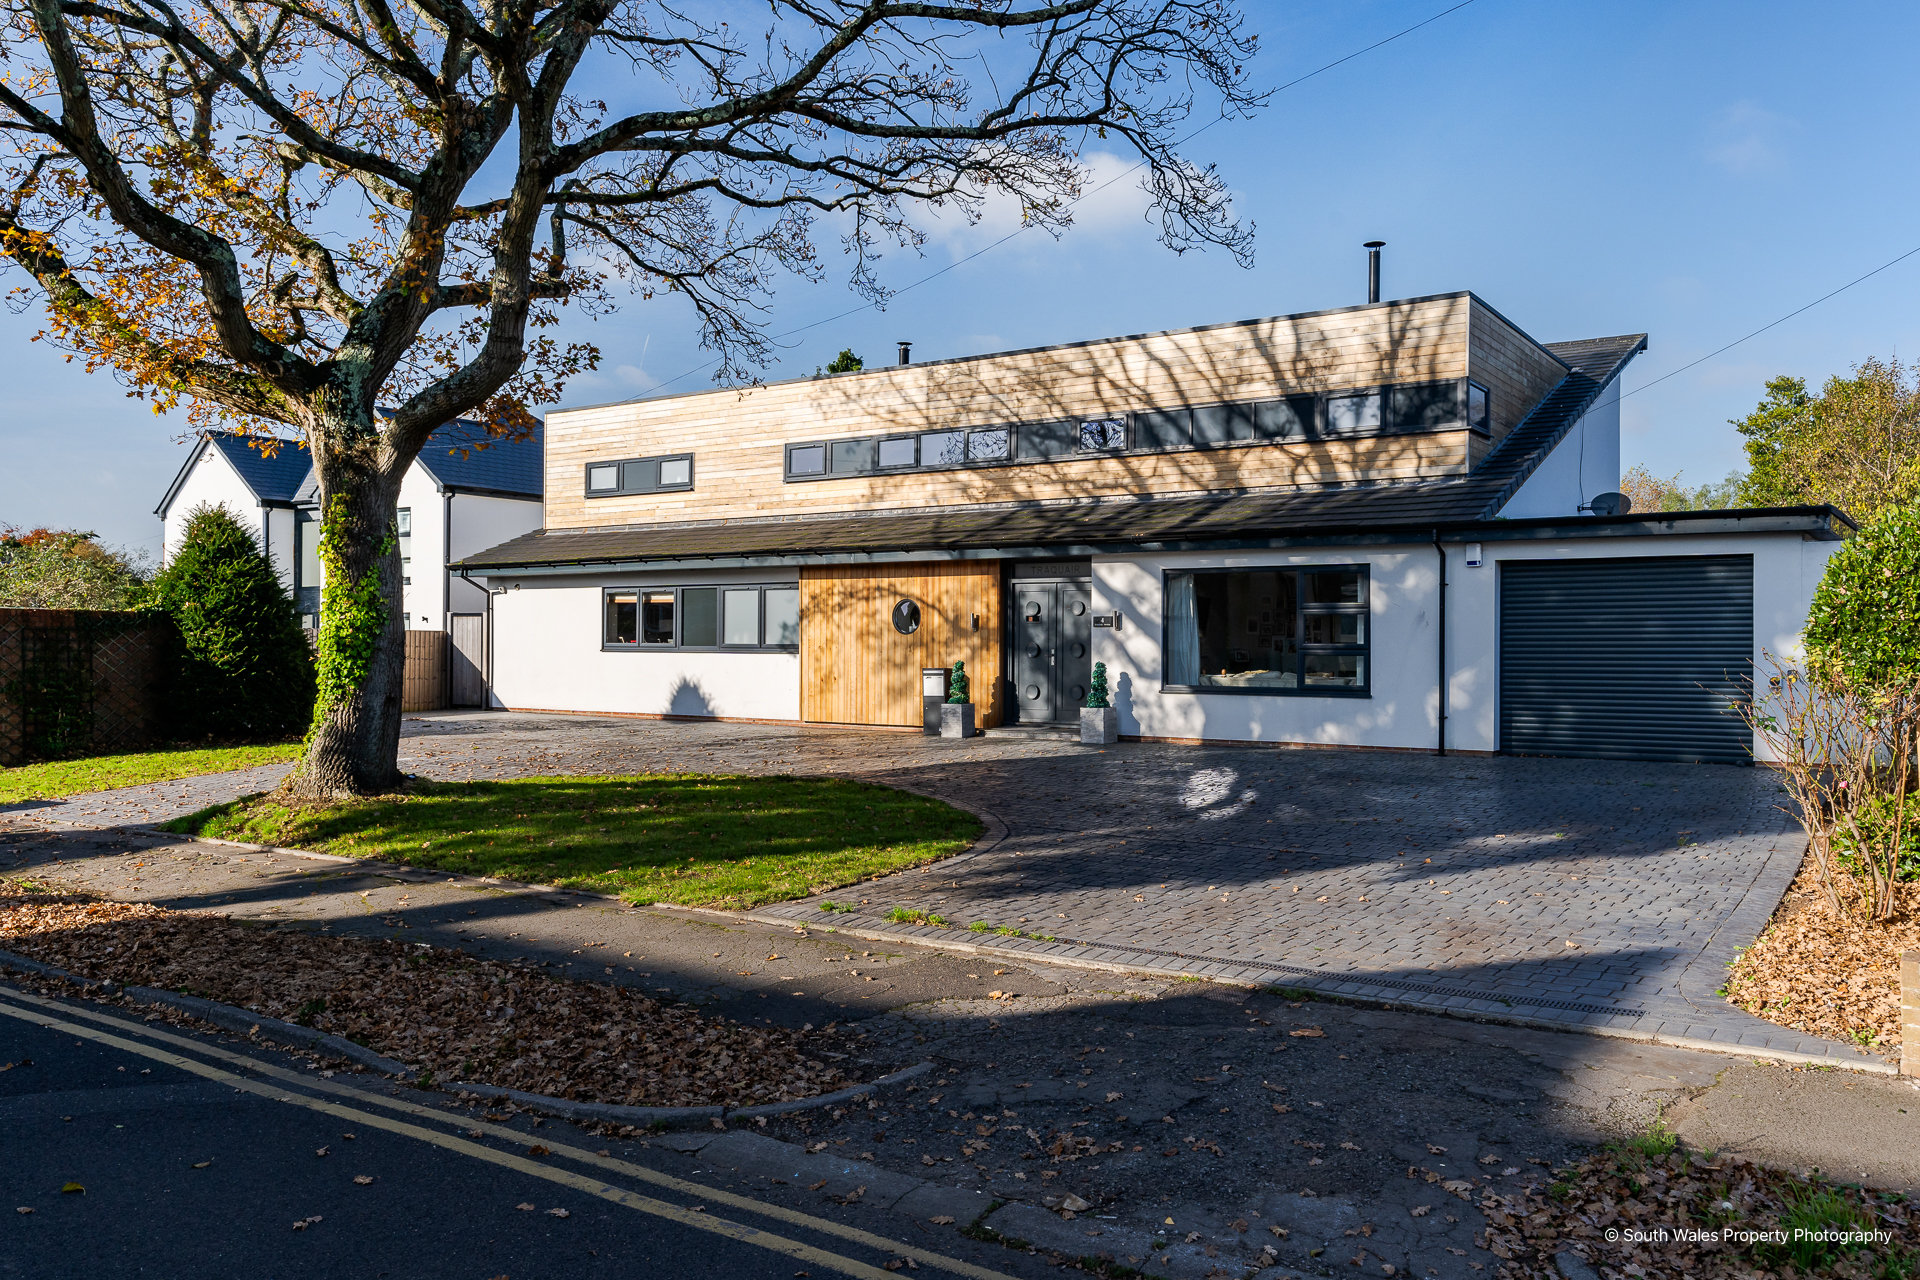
[6,708,1874,1067]
[5,710,1917,1278]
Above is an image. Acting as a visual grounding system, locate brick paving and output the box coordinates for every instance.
[2,709,1884,1067]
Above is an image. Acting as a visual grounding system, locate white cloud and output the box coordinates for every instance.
[1705,101,1800,176]
[913,150,1159,258]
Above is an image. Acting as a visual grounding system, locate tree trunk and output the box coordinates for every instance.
[284,433,410,800]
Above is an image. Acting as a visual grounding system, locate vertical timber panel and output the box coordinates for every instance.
[801,562,1001,728]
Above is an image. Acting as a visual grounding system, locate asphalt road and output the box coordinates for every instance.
[0,984,1038,1280]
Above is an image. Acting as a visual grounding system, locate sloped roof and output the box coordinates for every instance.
[412,420,543,497]
[291,419,543,502]
[155,433,309,516]
[456,333,1652,571]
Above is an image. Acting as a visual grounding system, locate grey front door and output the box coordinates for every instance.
[449,613,487,707]
[1009,581,1093,723]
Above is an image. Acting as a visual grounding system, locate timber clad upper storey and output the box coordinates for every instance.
[544,292,1567,529]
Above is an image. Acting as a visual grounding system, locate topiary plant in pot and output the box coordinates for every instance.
[940,660,976,739]
[1081,661,1118,744]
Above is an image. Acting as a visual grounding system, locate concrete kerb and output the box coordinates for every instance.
[0,945,944,1132]
[443,1060,939,1131]
[737,909,1901,1077]
[0,945,414,1077]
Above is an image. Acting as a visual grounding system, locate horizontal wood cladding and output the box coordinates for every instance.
[546,295,1479,530]
[1467,300,1568,448]
[800,562,1002,729]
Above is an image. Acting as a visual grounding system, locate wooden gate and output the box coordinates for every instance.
[449,613,487,707]
[401,629,446,712]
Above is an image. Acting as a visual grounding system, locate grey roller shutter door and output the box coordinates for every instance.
[1499,555,1753,764]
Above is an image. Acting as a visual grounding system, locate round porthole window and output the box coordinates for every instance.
[1069,641,1086,659]
[1071,600,1087,616]
[891,599,921,634]
[1024,601,1043,620]
[1070,684,1086,702]
[1025,684,1041,700]
[1026,643,1042,658]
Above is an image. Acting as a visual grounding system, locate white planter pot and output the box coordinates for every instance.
[1080,706,1119,744]
[940,703,976,739]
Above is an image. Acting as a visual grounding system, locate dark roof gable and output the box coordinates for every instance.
[155,432,309,515]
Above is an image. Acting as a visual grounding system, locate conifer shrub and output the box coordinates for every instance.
[147,503,315,739]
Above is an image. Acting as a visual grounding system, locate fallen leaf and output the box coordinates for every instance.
[191,1161,211,1169]
[1410,1205,1431,1217]
[1104,1092,1123,1102]
[1341,1142,1361,1150]
[547,1208,570,1218]
[527,1145,551,1157]
[353,1176,374,1186]
[1288,1027,1325,1038]
[808,1180,827,1191]
[1060,1194,1092,1212]
[1426,1145,1447,1155]
[929,1215,955,1225]
[60,1183,83,1195]
[16,1207,33,1215]
[315,1147,329,1157]
[516,1203,537,1211]
[290,1216,321,1230]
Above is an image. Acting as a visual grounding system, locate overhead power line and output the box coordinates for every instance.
[1617,242,1920,403]
[645,1,1482,394]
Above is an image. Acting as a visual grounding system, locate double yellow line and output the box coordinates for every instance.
[0,987,1016,1280]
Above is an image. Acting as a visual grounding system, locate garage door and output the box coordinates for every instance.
[1499,555,1753,764]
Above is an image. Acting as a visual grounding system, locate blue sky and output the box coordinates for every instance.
[6,0,1919,555]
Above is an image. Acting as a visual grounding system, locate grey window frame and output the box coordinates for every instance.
[780,377,1484,483]
[583,452,696,498]
[1466,379,1491,434]
[600,584,801,652]
[1159,564,1371,698]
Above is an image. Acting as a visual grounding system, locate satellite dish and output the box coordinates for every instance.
[1581,491,1631,516]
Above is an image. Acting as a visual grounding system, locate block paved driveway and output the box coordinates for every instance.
[8,710,1876,1066]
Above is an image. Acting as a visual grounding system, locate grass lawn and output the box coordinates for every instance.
[164,773,982,909]
[0,743,304,804]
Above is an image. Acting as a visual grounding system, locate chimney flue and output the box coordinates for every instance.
[1364,241,1385,304]
[897,340,913,366]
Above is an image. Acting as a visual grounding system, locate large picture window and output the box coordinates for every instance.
[1163,566,1369,695]
[603,584,800,651]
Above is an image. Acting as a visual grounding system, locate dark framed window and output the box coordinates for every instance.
[1467,380,1490,433]
[1163,565,1369,696]
[786,443,828,476]
[781,376,1478,482]
[396,507,412,586]
[602,584,800,651]
[1324,391,1383,435]
[1079,417,1127,451]
[585,453,695,497]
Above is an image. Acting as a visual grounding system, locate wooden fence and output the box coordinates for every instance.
[0,609,172,766]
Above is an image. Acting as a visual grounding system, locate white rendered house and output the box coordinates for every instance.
[454,291,1851,764]
[156,423,544,705]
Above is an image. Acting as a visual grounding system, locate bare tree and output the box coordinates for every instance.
[0,0,1261,796]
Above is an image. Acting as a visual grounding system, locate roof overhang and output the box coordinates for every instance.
[461,505,1850,578]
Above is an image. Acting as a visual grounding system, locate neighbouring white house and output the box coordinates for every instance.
[451,286,1852,764]
[156,421,544,705]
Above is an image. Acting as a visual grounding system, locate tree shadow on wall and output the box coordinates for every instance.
[666,678,718,718]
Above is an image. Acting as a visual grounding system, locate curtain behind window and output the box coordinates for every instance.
[1167,573,1199,685]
